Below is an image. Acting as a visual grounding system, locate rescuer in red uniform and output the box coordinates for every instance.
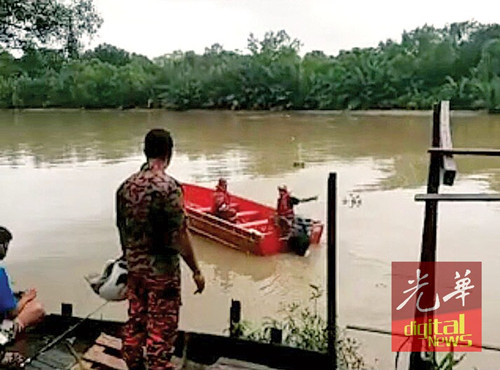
[276,185,301,237]
[212,178,237,222]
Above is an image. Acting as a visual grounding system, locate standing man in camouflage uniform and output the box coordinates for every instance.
[116,129,205,370]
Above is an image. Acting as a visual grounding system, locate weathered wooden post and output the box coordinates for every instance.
[345,101,500,361]
[327,173,337,369]
[229,299,241,338]
[61,303,73,317]
[270,328,283,344]
[410,101,456,369]
[409,103,442,369]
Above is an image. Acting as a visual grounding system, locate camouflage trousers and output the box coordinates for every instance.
[122,272,181,370]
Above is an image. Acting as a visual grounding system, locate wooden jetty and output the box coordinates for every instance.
[409,102,500,369]
[1,305,330,369]
[341,101,500,369]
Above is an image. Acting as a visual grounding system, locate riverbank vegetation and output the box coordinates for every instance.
[1,5,499,111]
[231,284,367,369]
[232,285,469,370]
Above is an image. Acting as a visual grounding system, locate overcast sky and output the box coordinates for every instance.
[89,0,499,59]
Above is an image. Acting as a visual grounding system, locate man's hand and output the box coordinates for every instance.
[193,271,205,294]
[23,289,37,303]
[15,288,38,317]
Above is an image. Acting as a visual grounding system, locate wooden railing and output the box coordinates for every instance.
[410,101,500,369]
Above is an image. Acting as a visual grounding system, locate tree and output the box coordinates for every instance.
[83,43,131,66]
[0,0,102,53]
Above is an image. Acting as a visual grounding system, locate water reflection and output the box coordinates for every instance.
[1,110,500,368]
[1,110,499,191]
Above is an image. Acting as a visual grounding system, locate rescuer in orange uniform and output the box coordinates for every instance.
[276,185,301,237]
[212,178,237,222]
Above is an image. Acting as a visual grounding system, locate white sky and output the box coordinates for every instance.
[89,0,500,59]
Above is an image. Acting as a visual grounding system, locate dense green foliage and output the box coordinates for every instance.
[1,21,500,111]
[0,0,102,55]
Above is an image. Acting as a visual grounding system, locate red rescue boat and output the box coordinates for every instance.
[182,183,323,256]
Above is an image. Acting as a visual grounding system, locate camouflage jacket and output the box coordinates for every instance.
[116,163,186,276]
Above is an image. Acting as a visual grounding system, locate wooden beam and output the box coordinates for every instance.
[410,103,442,370]
[429,148,500,156]
[419,103,442,263]
[237,219,268,229]
[229,300,241,338]
[439,101,457,186]
[71,360,94,370]
[327,173,337,370]
[83,345,127,370]
[415,193,500,202]
[95,333,122,352]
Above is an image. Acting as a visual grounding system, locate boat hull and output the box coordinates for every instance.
[182,184,323,255]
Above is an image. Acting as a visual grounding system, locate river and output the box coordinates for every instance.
[0,109,499,368]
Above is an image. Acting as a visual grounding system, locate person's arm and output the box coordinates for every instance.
[178,224,200,273]
[299,195,319,203]
[8,289,36,318]
[213,192,226,212]
[115,185,126,258]
[290,196,301,206]
[292,195,318,205]
[156,183,205,294]
[176,208,205,293]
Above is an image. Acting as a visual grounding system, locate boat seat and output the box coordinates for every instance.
[238,219,268,229]
[236,210,260,218]
[192,203,240,214]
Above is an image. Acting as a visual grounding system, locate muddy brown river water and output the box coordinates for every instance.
[0,109,499,368]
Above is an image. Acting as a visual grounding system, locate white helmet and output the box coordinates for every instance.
[86,258,128,301]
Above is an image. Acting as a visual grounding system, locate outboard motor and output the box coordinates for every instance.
[288,216,312,256]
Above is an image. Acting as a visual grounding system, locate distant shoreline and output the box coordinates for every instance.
[0,108,489,117]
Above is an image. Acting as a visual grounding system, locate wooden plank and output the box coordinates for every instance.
[95,332,122,352]
[236,210,260,219]
[35,350,76,369]
[187,211,265,254]
[209,357,277,369]
[415,193,500,202]
[438,101,457,186]
[238,219,268,229]
[429,148,500,156]
[71,360,94,370]
[83,345,127,370]
[195,206,212,213]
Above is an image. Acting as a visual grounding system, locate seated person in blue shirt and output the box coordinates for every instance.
[0,227,45,336]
